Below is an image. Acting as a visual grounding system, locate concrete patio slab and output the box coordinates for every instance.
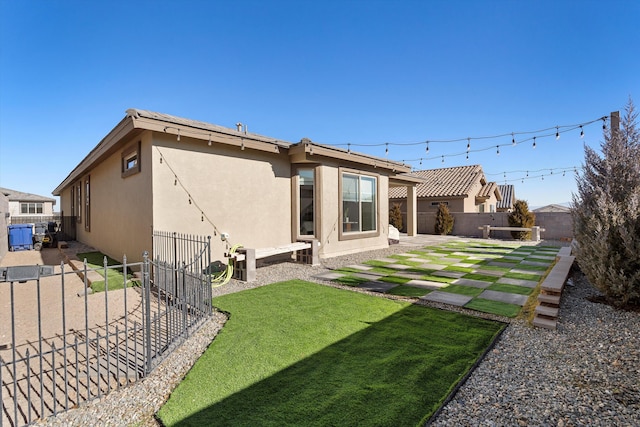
[503,255,525,260]
[395,272,430,280]
[496,277,539,288]
[473,269,507,277]
[358,281,399,293]
[419,263,447,270]
[420,291,473,306]
[374,258,401,264]
[432,270,466,279]
[385,263,412,270]
[478,289,529,306]
[406,279,449,290]
[313,272,347,280]
[352,272,384,280]
[510,268,544,276]
[487,261,521,268]
[452,278,493,288]
[452,262,476,268]
[345,264,373,271]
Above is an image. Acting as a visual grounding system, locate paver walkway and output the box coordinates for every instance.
[315,240,561,317]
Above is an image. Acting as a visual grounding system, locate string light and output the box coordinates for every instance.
[580,125,584,138]
[208,134,212,146]
[466,138,470,152]
[241,139,245,150]
[177,129,180,142]
[201,212,204,222]
[347,143,351,154]
[385,143,389,156]
[532,137,536,149]
[441,155,444,163]
[174,176,177,186]
[425,141,430,153]
[512,133,516,146]
[496,145,500,156]
[159,157,163,164]
[602,117,607,130]
[188,196,192,204]
[555,126,560,140]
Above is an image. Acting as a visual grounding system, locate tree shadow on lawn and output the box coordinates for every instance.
[163,305,505,427]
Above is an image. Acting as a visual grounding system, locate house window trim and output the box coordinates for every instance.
[76,182,82,224]
[121,141,141,178]
[85,175,91,231]
[294,166,318,239]
[20,202,44,214]
[338,168,380,241]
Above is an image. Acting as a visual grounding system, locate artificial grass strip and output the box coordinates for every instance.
[460,273,500,282]
[487,283,534,295]
[76,251,135,292]
[438,284,484,297]
[464,298,522,317]
[387,285,431,297]
[334,275,371,286]
[157,281,504,427]
[503,272,542,281]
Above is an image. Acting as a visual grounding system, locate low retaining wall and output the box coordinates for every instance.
[401,211,573,241]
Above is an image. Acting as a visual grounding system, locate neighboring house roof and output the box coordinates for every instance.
[497,184,515,209]
[54,108,412,195]
[533,204,571,213]
[389,165,501,200]
[0,187,56,204]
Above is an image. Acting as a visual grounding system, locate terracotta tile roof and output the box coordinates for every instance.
[497,185,515,209]
[477,181,501,201]
[389,165,486,199]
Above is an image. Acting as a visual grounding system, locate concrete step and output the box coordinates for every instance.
[533,315,557,330]
[537,293,561,306]
[535,304,559,318]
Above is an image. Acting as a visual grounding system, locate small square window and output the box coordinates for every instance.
[122,141,141,178]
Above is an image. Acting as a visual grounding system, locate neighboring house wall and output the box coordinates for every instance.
[0,193,9,261]
[408,211,573,240]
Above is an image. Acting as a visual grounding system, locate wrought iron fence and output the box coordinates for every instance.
[0,232,212,426]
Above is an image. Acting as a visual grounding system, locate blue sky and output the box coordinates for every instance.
[1,0,638,208]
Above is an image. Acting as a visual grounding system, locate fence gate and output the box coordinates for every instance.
[0,231,212,427]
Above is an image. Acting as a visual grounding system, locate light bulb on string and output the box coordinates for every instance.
[347,143,351,154]
[550,169,553,175]
[201,212,204,222]
[241,140,245,150]
[177,129,181,142]
[533,137,536,149]
[441,155,444,163]
[208,134,212,146]
[425,141,430,154]
[580,126,584,138]
[563,170,565,177]
[512,133,516,146]
[526,171,529,177]
[419,158,422,166]
[466,138,470,152]
[188,196,192,205]
[602,117,607,130]
[556,126,560,140]
[174,176,177,186]
[385,143,389,156]
[159,157,162,164]
[466,152,469,161]
[496,145,500,156]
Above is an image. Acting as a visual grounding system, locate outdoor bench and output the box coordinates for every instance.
[533,250,575,330]
[231,239,319,282]
[478,225,545,241]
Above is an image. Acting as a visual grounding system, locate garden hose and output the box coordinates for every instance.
[211,243,243,288]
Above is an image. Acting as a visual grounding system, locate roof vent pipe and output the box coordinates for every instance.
[236,122,243,132]
[244,125,247,134]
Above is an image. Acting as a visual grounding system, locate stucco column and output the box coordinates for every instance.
[406,185,417,236]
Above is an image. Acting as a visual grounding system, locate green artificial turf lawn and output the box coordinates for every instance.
[76,251,135,292]
[157,280,504,427]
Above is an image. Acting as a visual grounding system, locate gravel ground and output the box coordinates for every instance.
[35,239,640,427]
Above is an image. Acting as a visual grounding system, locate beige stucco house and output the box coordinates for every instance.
[389,165,502,215]
[53,109,421,264]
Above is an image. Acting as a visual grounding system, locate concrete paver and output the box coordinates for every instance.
[420,291,473,306]
[478,289,529,306]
